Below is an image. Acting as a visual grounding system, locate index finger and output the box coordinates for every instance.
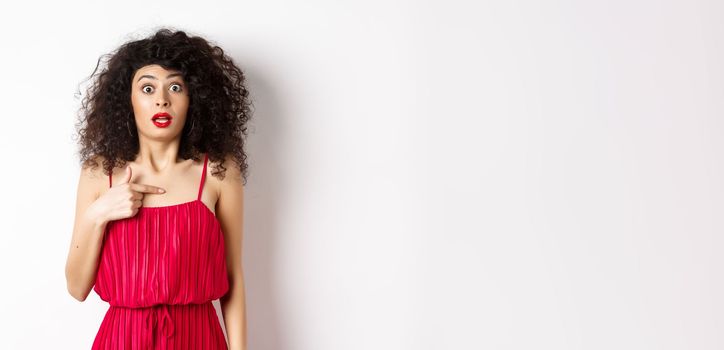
[129,183,166,194]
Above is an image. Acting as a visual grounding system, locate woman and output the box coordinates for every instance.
[64,28,251,349]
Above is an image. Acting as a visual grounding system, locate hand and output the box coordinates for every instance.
[88,165,166,224]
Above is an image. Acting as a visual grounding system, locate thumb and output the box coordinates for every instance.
[120,165,133,184]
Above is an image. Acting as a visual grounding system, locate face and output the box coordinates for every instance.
[130,64,189,141]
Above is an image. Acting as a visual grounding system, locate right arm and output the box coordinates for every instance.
[64,163,109,302]
[64,161,166,302]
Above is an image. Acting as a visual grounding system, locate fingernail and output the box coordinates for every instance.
[159,189,165,193]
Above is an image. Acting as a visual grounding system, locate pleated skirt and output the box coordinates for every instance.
[92,301,227,349]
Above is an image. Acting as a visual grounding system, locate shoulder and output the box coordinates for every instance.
[207,154,243,198]
[211,155,244,226]
[78,154,110,200]
[207,154,242,182]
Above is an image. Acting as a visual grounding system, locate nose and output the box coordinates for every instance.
[155,91,170,107]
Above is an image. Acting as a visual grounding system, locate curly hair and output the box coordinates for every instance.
[74,27,252,185]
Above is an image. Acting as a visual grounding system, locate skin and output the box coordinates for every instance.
[64,64,247,349]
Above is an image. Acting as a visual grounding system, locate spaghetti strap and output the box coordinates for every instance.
[197,153,209,201]
[109,171,112,188]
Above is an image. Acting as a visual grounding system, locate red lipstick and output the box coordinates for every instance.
[151,112,173,128]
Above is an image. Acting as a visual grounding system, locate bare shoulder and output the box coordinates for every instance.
[207,154,242,186]
[73,154,112,222]
[208,154,243,201]
[78,155,110,199]
[211,155,244,236]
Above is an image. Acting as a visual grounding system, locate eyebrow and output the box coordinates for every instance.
[136,73,184,82]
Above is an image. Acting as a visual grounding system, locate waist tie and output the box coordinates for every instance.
[143,304,175,348]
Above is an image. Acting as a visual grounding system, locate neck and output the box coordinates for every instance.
[135,137,182,174]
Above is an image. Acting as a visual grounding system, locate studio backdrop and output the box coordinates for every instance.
[0,0,721,349]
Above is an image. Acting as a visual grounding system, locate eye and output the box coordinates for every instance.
[170,83,183,92]
[142,85,154,94]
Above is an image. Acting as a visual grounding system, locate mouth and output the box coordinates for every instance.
[151,112,173,128]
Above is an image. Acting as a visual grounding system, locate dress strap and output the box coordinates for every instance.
[109,170,112,188]
[197,153,209,201]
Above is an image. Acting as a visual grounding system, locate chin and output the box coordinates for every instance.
[139,129,182,141]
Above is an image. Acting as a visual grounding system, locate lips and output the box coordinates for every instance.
[151,112,173,128]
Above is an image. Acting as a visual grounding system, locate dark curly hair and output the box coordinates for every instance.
[74,27,252,185]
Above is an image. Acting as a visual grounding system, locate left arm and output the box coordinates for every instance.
[215,158,247,350]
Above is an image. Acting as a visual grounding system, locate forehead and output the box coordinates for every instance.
[132,64,183,81]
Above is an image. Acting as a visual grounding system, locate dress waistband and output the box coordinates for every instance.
[108,302,214,347]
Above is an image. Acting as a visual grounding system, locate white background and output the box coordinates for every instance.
[0,0,722,349]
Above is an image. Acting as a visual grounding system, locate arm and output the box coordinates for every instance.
[216,157,248,350]
[65,162,107,302]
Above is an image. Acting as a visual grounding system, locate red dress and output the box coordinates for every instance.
[92,153,230,349]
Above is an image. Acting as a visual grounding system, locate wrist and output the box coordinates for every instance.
[84,204,108,229]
